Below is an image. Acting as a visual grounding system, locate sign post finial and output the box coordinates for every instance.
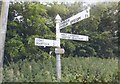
[55,14,61,23]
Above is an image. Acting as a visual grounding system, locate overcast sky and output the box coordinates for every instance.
[39,0,119,4]
[10,0,119,4]
[39,0,118,2]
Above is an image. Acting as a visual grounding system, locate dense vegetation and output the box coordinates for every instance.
[3,1,119,83]
[3,57,118,82]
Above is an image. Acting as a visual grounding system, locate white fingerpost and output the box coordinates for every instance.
[55,14,61,80]
[35,7,90,81]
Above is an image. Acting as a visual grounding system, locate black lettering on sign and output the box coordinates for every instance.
[61,34,67,39]
[68,34,72,39]
[40,43,49,45]
[72,35,79,40]
[36,42,39,44]
[70,16,81,25]
[86,10,88,13]
[60,19,70,28]
[85,14,88,18]
[78,37,83,40]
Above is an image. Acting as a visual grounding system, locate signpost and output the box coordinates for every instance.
[55,14,61,80]
[59,7,90,29]
[59,33,89,41]
[35,7,90,81]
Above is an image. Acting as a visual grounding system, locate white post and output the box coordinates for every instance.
[55,14,61,80]
[0,0,9,83]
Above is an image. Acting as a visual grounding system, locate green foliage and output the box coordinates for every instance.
[5,2,55,61]
[3,1,119,83]
[46,2,69,19]
[5,2,118,61]
[3,57,119,82]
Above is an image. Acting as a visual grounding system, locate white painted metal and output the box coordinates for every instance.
[59,7,90,29]
[60,33,89,41]
[55,14,61,80]
[35,38,59,47]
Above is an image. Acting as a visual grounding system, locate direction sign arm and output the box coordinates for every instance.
[59,7,90,29]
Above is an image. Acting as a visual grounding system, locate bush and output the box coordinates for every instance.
[3,57,118,82]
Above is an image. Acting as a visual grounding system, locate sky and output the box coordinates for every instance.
[39,0,119,4]
[9,0,119,4]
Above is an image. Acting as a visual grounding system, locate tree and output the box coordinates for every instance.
[5,2,52,62]
[4,1,119,64]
